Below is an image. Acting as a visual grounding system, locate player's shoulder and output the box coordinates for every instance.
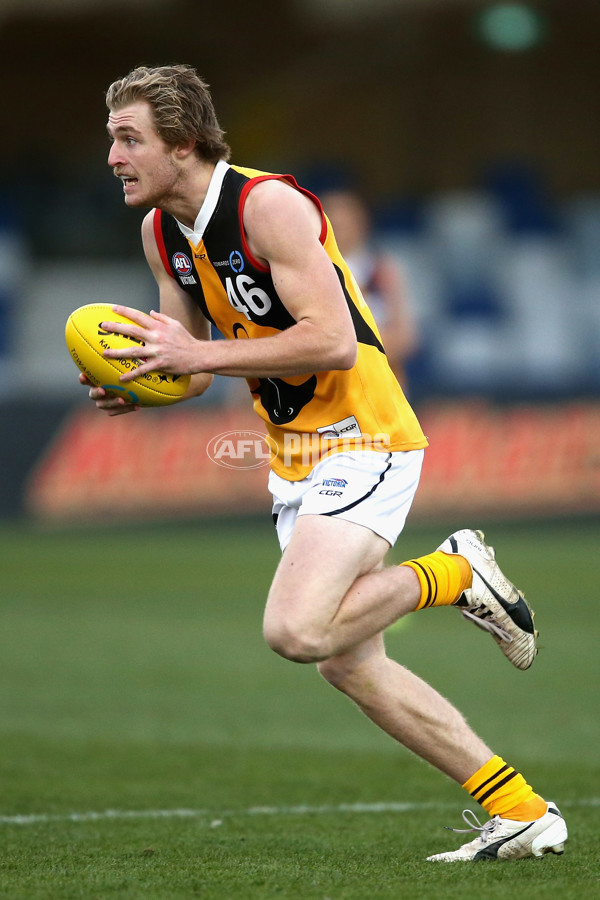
[140,209,172,277]
[230,164,300,203]
[232,165,319,246]
[141,209,161,257]
[244,178,311,228]
[141,207,176,243]
[141,208,158,237]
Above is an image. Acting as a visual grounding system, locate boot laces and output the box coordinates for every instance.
[447,809,500,843]
[461,609,514,643]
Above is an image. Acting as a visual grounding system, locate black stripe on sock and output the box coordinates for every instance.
[428,569,438,607]
[476,771,519,805]
[469,764,510,799]
[410,560,433,608]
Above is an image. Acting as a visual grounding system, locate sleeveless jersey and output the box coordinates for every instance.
[153,162,427,480]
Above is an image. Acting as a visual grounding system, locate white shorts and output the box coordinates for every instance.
[268,449,424,552]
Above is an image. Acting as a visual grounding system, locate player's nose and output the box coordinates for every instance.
[107,141,124,168]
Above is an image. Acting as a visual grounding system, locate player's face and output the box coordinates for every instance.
[107,101,182,209]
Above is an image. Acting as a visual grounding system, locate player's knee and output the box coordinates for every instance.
[263,616,328,664]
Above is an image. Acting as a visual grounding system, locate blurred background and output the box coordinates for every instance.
[1,0,599,522]
[2,8,599,887]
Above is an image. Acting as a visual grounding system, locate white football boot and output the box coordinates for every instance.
[438,529,538,670]
[427,802,567,861]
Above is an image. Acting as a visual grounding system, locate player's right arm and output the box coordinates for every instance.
[141,210,213,400]
[85,211,213,415]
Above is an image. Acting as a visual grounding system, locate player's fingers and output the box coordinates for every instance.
[107,403,139,417]
[118,362,155,382]
[111,304,153,327]
[100,319,149,344]
[149,309,171,324]
[93,392,138,413]
[88,385,107,400]
[102,345,149,360]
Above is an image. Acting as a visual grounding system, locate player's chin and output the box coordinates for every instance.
[122,185,149,206]
[123,193,146,208]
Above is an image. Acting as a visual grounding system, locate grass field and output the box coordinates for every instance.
[0,515,598,899]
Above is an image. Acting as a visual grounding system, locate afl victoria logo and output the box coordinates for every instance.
[172,252,193,276]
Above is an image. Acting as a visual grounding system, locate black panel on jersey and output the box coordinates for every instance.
[252,375,318,425]
[158,213,215,325]
[158,171,384,355]
[159,168,297,332]
[333,264,385,354]
[202,168,296,331]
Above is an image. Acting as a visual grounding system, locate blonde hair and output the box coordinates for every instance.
[106,64,231,162]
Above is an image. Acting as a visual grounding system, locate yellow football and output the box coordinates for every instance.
[65,303,191,407]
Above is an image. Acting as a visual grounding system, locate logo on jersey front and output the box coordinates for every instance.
[229,250,244,273]
[172,251,197,284]
[172,251,193,276]
[317,415,363,440]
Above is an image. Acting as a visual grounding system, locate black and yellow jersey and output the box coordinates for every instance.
[153,161,427,480]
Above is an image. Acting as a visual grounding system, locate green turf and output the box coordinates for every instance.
[0,516,598,898]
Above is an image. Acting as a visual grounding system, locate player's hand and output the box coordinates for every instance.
[79,372,139,416]
[100,305,203,383]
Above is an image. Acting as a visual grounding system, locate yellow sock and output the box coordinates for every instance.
[463,755,547,821]
[401,551,472,610]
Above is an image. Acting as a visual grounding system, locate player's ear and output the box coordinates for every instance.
[174,139,197,160]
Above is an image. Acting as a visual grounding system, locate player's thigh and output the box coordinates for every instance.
[265,512,389,632]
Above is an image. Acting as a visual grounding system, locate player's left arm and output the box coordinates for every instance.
[102,180,357,381]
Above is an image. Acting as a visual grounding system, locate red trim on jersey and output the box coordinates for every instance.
[153,208,175,278]
[238,174,328,273]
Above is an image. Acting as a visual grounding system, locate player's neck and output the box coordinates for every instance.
[160,159,217,228]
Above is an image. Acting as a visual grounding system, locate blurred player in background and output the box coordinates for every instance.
[83,64,567,862]
[321,188,419,388]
